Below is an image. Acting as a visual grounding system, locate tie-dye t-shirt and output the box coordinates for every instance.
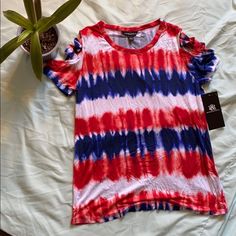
[43,18,228,225]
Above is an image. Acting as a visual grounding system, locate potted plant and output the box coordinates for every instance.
[0,0,82,80]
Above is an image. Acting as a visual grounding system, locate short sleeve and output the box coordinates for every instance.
[179,31,220,85]
[43,35,83,96]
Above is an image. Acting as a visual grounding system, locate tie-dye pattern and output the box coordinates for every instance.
[43,18,227,225]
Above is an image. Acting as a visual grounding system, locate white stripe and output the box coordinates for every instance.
[75,92,204,118]
[155,33,179,52]
[73,173,223,207]
[83,35,113,55]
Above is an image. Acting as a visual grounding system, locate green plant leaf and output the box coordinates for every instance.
[37,0,82,33]
[34,0,42,21]
[51,0,82,24]
[23,0,37,24]
[3,10,34,30]
[35,16,56,33]
[30,31,42,80]
[17,29,33,42]
[0,34,31,64]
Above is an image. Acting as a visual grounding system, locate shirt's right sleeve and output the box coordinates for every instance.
[43,36,83,96]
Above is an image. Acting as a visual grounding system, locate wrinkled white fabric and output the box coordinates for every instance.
[1,0,236,235]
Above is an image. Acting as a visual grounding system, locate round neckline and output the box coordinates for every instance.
[97,18,166,54]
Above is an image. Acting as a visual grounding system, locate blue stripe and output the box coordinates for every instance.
[115,201,181,218]
[76,69,201,104]
[158,202,164,210]
[74,128,213,161]
[102,200,215,222]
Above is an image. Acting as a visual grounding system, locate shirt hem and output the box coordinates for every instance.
[71,195,228,225]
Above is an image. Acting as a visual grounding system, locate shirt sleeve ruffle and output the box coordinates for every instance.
[179,32,220,86]
[43,37,83,96]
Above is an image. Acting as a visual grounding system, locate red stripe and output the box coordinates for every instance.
[104,51,111,72]
[88,116,101,133]
[47,60,80,89]
[79,49,187,77]
[142,51,149,70]
[149,50,155,70]
[84,53,94,74]
[71,189,227,224]
[157,49,165,70]
[73,150,218,190]
[124,52,131,70]
[93,52,103,75]
[142,108,153,128]
[74,107,208,136]
[168,51,176,70]
[111,50,120,71]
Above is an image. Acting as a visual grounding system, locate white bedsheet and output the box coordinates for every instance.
[1,0,236,235]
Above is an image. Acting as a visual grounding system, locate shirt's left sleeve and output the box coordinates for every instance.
[179,31,220,86]
[43,35,83,96]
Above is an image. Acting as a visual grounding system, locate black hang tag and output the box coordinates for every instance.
[201,91,225,130]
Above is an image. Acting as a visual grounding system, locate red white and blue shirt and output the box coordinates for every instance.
[44,18,228,225]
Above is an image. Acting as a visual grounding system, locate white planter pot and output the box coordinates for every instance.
[17,25,60,61]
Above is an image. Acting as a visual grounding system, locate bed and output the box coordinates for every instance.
[1,0,236,235]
